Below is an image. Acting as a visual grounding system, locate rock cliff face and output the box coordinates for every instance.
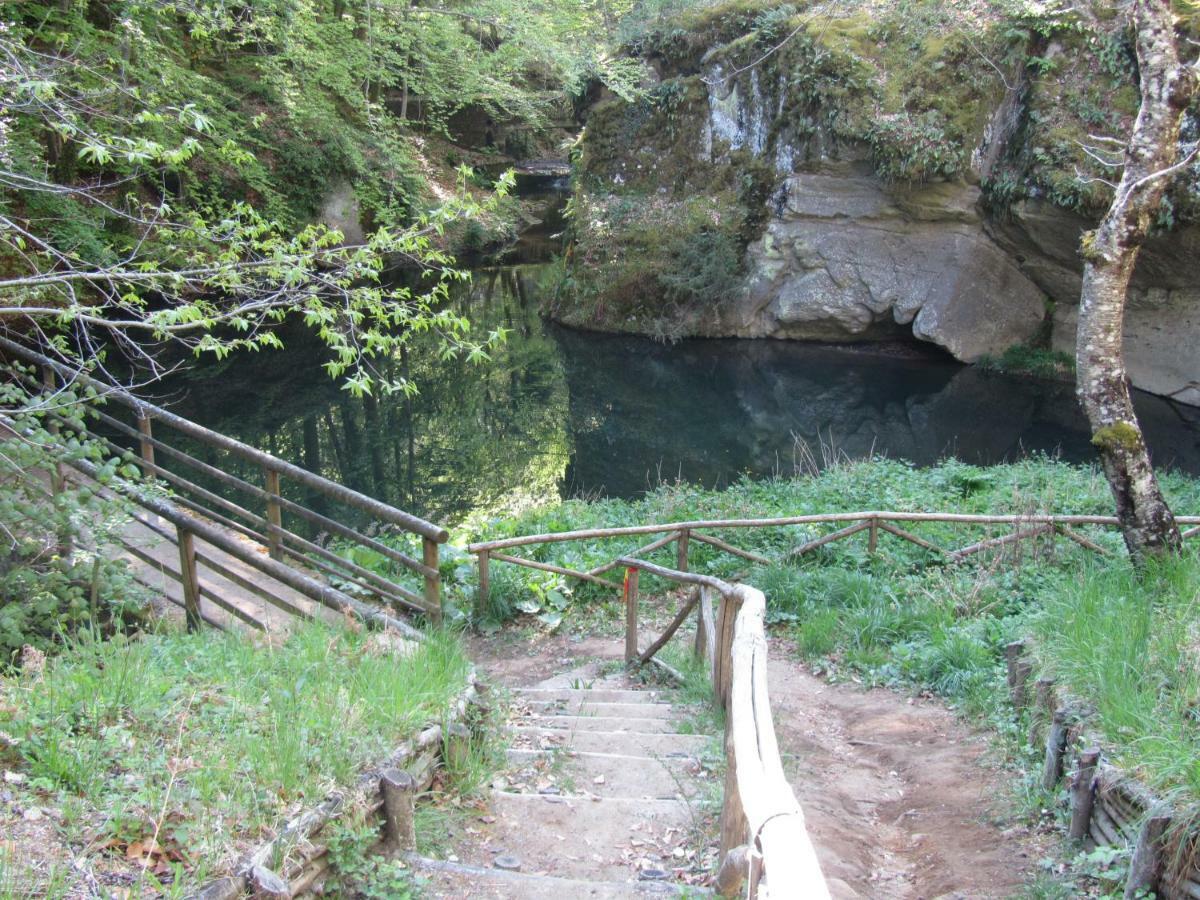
[559,2,1200,405]
[732,172,1045,361]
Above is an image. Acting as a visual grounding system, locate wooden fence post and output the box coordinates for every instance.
[718,719,749,877]
[475,550,490,621]
[136,412,155,471]
[624,567,640,664]
[380,769,416,853]
[713,588,743,710]
[1042,707,1070,791]
[264,468,283,561]
[676,529,690,572]
[1068,748,1101,842]
[177,526,201,632]
[1124,813,1171,899]
[423,537,441,626]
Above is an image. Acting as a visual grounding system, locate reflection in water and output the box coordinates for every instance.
[151,264,571,525]
[555,333,1200,498]
[143,260,1200,525]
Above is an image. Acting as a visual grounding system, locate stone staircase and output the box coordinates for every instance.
[413,672,718,897]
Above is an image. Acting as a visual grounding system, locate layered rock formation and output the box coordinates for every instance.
[560,3,1200,405]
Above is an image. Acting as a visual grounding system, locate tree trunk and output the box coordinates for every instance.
[1076,0,1193,560]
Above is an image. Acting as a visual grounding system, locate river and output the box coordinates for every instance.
[138,201,1200,526]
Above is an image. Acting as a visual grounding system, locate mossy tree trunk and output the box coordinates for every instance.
[1076,0,1193,560]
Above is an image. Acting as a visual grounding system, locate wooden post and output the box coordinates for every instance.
[476,550,490,621]
[136,412,155,471]
[264,468,283,561]
[624,567,640,664]
[1041,707,1070,791]
[1068,748,1101,842]
[177,527,201,632]
[1124,813,1171,899]
[1029,678,1056,749]
[713,589,743,710]
[715,844,750,898]
[1005,640,1032,712]
[718,722,749,868]
[676,528,690,572]
[423,537,441,626]
[380,768,417,853]
[868,516,879,554]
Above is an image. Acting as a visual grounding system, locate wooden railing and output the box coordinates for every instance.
[617,558,829,898]
[469,511,1200,896]
[468,511,1200,616]
[0,336,448,627]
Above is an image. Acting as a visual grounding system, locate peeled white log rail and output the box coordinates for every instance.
[617,556,830,899]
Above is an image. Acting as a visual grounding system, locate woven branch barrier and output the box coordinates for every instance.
[1009,643,1200,900]
[186,673,483,900]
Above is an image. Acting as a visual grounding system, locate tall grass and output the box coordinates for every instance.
[1030,551,1200,800]
[1,623,470,882]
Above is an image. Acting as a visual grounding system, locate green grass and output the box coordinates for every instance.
[457,456,1200,809]
[0,622,470,889]
[1029,551,1200,803]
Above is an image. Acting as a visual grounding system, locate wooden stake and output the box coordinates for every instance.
[476,550,490,621]
[1005,641,1032,711]
[718,721,748,863]
[423,537,441,626]
[1042,708,1070,791]
[136,413,155,471]
[1069,749,1101,842]
[715,843,750,898]
[264,468,283,561]
[676,528,690,572]
[1124,814,1170,899]
[1029,678,1056,749]
[380,768,417,853]
[624,567,639,664]
[177,527,201,632]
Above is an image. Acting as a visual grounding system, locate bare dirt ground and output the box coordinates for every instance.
[464,627,1045,899]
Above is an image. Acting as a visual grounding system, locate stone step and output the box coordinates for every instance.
[518,699,677,719]
[514,687,668,704]
[411,855,703,898]
[516,714,682,734]
[512,726,713,757]
[505,749,711,800]
[454,793,700,884]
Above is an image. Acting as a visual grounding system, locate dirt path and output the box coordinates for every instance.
[766,637,1041,899]
[465,628,1042,898]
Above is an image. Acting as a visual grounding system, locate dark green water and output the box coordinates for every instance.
[138,256,1200,527]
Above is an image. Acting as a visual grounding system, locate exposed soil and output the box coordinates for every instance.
[462,627,1045,899]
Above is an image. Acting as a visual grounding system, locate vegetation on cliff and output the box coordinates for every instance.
[560,0,1200,333]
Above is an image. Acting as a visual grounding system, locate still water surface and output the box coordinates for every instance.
[143,259,1200,526]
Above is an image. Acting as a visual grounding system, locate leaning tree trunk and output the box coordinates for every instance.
[1076,0,1194,560]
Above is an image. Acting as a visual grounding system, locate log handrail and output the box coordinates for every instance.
[2,336,448,622]
[0,336,448,542]
[470,511,1200,552]
[620,557,830,899]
